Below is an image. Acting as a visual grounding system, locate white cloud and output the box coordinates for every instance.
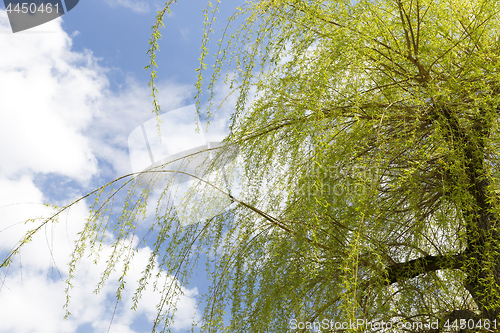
[0,231,201,333]
[0,271,75,333]
[0,9,194,181]
[0,24,101,182]
[104,0,150,14]
[0,9,200,333]
[88,76,193,178]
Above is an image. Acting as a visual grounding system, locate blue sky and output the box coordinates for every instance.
[0,1,245,332]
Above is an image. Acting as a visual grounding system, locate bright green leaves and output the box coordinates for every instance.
[6,0,500,331]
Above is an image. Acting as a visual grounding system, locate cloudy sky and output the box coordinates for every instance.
[0,1,242,332]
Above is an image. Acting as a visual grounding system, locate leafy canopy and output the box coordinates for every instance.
[4,0,500,332]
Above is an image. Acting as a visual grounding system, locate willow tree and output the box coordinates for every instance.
[4,0,500,332]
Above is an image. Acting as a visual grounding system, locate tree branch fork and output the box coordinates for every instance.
[384,253,467,285]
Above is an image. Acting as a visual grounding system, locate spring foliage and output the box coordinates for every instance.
[4,0,500,332]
